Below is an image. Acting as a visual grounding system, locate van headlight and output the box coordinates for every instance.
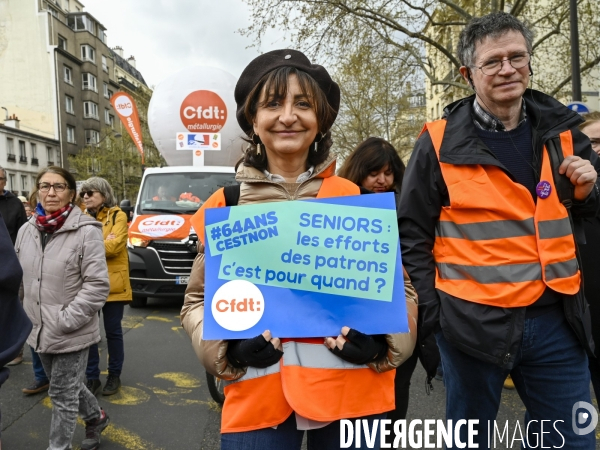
[129,237,150,248]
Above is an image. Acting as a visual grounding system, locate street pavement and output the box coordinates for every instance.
[1,297,598,449]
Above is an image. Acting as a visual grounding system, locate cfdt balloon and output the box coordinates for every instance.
[148,67,244,167]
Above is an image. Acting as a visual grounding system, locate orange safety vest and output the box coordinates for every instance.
[422,120,581,307]
[191,176,396,433]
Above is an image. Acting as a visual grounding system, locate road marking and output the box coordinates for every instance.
[154,372,201,388]
[122,316,144,329]
[105,386,151,406]
[146,316,173,322]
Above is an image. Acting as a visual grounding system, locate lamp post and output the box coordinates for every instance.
[570,0,581,101]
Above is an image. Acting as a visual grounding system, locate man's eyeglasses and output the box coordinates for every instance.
[38,183,69,193]
[0,177,6,181]
[473,52,531,76]
[79,190,99,198]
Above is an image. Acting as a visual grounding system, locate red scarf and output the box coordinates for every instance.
[34,203,74,234]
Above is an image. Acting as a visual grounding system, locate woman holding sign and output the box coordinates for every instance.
[181,49,418,450]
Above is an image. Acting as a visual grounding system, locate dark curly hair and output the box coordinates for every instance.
[338,137,405,193]
[237,66,335,172]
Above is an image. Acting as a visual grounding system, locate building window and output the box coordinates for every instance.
[107,89,113,99]
[31,143,37,159]
[82,73,97,92]
[64,0,69,11]
[21,175,27,191]
[103,82,109,98]
[19,141,27,163]
[98,28,106,44]
[81,44,96,63]
[6,138,14,156]
[9,174,15,191]
[47,147,54,165]
[83,101,99,120]
[102,55,108,72]
[85,129,100,145]
[68,15,95,34]
[66,125,76,144]
[64,65,73,84]
[58,35,67,51]
[65,95,74,114]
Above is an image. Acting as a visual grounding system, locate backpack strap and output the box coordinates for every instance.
[223,184,241,207]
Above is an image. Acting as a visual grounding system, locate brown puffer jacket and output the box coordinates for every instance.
[181,155,419,381]
[15,207,109,354]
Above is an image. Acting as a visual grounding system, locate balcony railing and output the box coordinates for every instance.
[19,156,28,163]
[7,154,15,162]
[32,158,39,166]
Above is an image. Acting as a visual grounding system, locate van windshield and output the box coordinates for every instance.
[138,172,237,215]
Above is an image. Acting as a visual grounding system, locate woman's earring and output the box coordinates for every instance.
[253,134,261,155]
[313,132,326,152]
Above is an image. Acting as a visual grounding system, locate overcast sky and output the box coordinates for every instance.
[82,0,290,88]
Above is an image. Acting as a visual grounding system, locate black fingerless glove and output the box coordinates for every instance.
[329,329,387,365]
[226,334,284,369]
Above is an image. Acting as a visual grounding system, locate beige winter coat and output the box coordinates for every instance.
[181,156,419,381]
[15,207,110,354]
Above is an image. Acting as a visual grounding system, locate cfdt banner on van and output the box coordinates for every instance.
[111,91,144,163]
[203,193,407,339]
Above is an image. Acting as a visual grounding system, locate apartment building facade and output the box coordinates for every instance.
[0,0,152,170]
[0,116,60,198]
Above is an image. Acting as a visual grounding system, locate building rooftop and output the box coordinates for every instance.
[110,49,148,87]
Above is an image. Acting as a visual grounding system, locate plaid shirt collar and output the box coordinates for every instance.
[472,99,527,132]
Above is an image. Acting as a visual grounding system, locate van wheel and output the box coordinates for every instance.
[130,296,148,308]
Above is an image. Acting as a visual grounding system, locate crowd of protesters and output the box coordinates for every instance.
[2,10,600,450]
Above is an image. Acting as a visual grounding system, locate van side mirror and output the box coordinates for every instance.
[120,199,134,223]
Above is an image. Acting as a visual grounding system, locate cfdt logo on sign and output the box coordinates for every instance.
[211,280,265,331]
[113,95,134,117]
[180,90,227,132]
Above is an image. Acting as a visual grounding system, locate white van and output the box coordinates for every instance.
[127,166,236,307]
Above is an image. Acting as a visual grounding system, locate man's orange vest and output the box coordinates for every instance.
[193,176,395,433]
[422,120,581,307]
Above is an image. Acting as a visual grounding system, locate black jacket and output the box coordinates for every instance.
[0,190,26,244]
[398,89,600,369]
[580,217,600,358]
[0,212,32,387]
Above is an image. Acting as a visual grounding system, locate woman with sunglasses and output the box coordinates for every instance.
[79,177,132,397]
[15,166,110,450]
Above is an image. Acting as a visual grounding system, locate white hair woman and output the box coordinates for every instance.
[79,176,132,397]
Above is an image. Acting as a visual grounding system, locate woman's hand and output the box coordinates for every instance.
[106,232,116,241]
[226,330,283,369]
[325,326,386,365]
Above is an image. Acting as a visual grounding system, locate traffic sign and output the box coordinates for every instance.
[567,101,591,114]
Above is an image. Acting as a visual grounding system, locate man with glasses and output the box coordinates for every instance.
[399,12,600,448]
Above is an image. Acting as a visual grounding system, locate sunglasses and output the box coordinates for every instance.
[79,190,99,198]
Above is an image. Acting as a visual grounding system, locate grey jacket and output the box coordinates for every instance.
[15,207,109,354]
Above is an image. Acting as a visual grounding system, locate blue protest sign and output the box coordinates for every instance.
[203,192,408,339]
